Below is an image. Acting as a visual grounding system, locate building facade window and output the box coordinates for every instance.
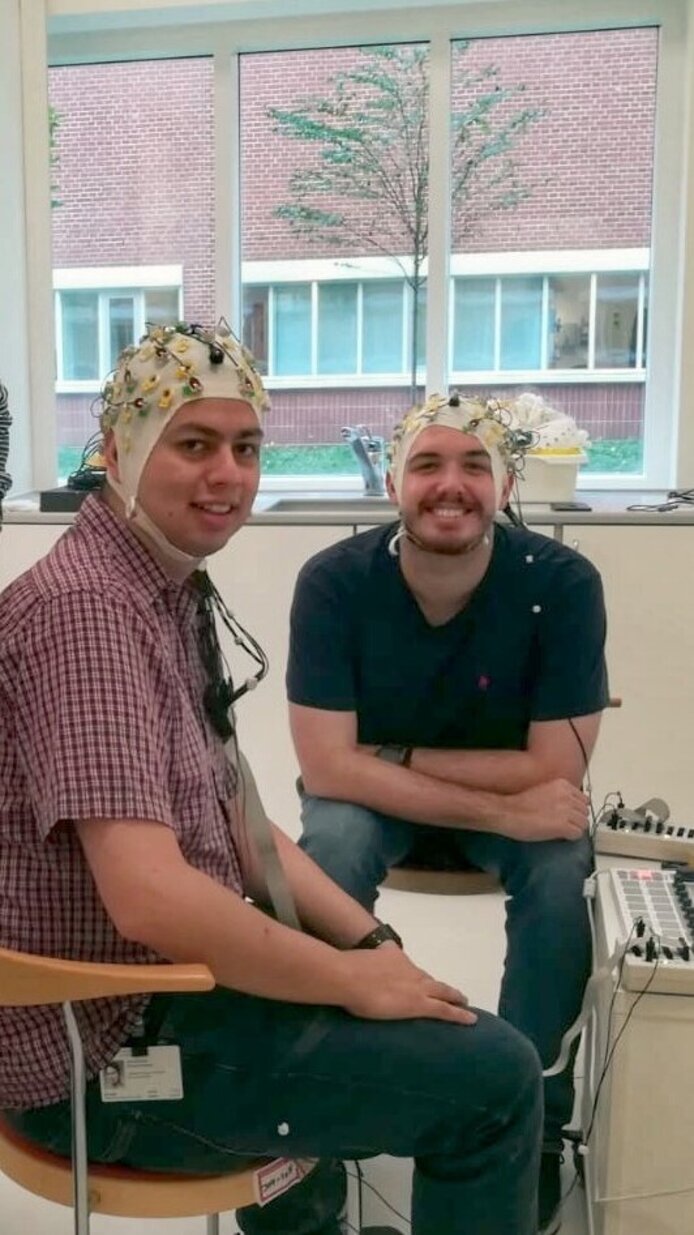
[55,282,182,389]
[242,263,647,385]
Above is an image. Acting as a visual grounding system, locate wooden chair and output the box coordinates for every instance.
[0,947,313,1234]
[384,697,623,895]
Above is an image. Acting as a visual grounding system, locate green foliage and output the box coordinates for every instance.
[268,43,546,396]
[585,437,643,474]
[58,438,641,486]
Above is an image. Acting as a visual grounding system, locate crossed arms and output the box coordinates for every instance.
[290,704,601,843]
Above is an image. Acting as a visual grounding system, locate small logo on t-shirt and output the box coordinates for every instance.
[478,674,490,691]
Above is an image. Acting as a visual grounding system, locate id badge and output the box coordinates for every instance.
[99,1046,183,1102]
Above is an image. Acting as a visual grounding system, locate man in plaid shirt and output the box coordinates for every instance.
[0,323,541,1235]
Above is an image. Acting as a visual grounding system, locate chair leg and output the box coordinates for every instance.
[206,1214,220,1235]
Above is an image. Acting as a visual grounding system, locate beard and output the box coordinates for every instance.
[403,518,490,557]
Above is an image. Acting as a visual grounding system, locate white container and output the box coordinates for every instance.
[516,452,587,504]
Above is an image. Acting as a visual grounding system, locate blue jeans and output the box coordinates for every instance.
[300,796,593,1147]
[9,985,542,1235]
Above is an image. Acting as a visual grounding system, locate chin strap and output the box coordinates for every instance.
[389,520,490,558]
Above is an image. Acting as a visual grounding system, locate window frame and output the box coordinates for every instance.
[8,0,686,492]
[53,266,183,392]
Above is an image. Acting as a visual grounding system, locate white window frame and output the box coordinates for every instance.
[53,266,183,392]
[6,0,687,493]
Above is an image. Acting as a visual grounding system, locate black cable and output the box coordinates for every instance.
[66,429,107,490]
[355,1160,364,1231]
[192,569,269,740]
[346,1165,411,1228]
[552,929,635,1217]
[568,717,597,864]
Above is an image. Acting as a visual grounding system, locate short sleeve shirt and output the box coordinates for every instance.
[287,521,609,751]
[0,496,242,1108]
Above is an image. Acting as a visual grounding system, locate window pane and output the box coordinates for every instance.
[453,278,495,370]
[318,283,357,375]
[145,289,180,327]
[243,286,269,375]
[240,45,426,478]
[362,281,403,373]
[61,292,99,380]
[595,273,640,368]
[450,28,656,476]
[500,278,543,369]
[274,285,311,376]
[108,297,135,371]
[49,57,214,479]
[547,275,590,369]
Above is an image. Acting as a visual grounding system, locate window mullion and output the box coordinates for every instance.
[540,276,549,370]
[636,272,646,370]
[424,34,451,394]
[268,286,275,378]
[588,273,597,370]
[494,278,502,371]
[98,292,110,378]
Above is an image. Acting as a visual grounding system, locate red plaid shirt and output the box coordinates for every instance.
[0,495,242,1108]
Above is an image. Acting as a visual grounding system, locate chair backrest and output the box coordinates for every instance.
[0,945,214,1006]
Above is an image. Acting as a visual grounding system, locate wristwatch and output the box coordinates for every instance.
[375,743,413,767]
[353,921,404,950]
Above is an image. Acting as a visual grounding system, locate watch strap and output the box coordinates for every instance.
[353,921,403,950]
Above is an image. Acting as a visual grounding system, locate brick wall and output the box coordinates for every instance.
[57,381,643,453]
[240,28,656,260]
[50,58,216,324]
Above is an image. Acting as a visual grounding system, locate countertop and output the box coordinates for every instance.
[2,490,694,527]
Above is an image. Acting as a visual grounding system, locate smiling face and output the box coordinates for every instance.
[105,397,262,559]
[388,424,513,555]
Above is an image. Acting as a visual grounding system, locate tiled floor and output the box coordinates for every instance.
[0,884,588,1234]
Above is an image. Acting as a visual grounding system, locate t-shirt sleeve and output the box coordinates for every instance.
[15,591,177,837]
[530,557,610,722]
[286,557,358,711]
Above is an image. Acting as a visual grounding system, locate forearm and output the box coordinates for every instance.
[302,747,510,832]
[408,747,546,793]
[123,860,358,1006]
[267,824,379,947]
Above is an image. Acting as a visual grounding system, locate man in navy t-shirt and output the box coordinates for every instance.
[287,393,608,1235]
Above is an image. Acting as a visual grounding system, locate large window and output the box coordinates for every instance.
[33,9,680,491]
[49,57,214,478]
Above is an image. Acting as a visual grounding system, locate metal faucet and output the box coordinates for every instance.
[341,424,386,496]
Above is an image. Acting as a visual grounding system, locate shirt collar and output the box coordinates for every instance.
[75,493,194,605]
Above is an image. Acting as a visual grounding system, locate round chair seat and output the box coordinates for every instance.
[0,1115,269,1218]
[383,865,500,895]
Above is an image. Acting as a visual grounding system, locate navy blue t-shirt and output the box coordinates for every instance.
[287,522,609,751]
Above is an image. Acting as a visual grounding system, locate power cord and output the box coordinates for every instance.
[556,921,661,1220]
[347,1163,411,1230]
[627,488,694,512]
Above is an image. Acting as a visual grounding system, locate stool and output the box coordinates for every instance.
[384,698,622,896]
[0,945,314,1233]
[383,861,499,895]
